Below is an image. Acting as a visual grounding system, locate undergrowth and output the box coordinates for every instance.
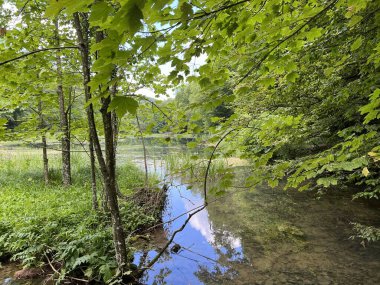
[0,147,156,283]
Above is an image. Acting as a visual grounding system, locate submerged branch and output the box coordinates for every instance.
[143,204,207,271]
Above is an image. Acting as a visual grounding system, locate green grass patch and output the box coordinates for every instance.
[0,148,156,282]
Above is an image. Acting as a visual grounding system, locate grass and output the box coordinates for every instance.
[0,146,156,282]
[164,153,230,178]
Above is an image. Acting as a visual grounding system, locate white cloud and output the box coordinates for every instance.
[183,198,242,249]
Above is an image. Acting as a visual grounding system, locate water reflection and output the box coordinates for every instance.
[183,198,242,250]
[135,171,249,285]
[128,145,380,285]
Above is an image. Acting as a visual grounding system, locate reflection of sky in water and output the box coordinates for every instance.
[116,146,380,284]
[135,174,245,285]
[182,189,242,250]
[120,149,246,284]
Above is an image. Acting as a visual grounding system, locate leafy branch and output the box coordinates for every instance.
[235,0,338,87]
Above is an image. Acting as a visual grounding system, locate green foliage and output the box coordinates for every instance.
[108,96,139,118]
[360,89,380,124]
[0,149,154,282]
[350,223,380,244]
[165,151,235,196]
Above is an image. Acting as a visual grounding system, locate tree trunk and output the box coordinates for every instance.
[73,12,128,271]
[136,114,148,187]
[100,95,128,269]
[110,69,119,153]
[54,19,71,187]
[38,98,49,185]
[109,70,124,198]
[42,135,49,185]
[89,134,98,211]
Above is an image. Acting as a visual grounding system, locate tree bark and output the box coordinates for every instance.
[73,12,128,271]
[42,135,49,185]
[89,134,98,211]
[100,95,128,270]
[136,114,148,187]
[54,19,71,187]
[109,69,125,199]
[38,98,49,185]
[110,69,119,153]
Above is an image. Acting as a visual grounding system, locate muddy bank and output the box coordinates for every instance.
[0,263,53,285]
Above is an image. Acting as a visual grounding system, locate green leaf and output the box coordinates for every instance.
[89,2,112,25]
[286,71,299,83]
[45,0,91,17]
[187,141,198,149]
[259,77,275,88]
[199,77,211,87]
[268,179,279,188]
[125,3,144,35]
[108,96,139,117]
[0,118,7,129]
[112,0,145,36]
[180,2,193,22]
[317,177,338,187]
[306,27,323,41]
[350,37,363,51]
[348,15,363,27]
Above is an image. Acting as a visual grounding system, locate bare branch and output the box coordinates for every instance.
[0,46,79,66]
[127,94,173,123]
[203,129,236,203]
[143,204,206,270]
[163,0,253,22]
[18,0,32,16]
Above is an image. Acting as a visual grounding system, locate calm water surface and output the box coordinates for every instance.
[122,145,380,285]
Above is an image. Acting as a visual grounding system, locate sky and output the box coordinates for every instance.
[136,53,207,99]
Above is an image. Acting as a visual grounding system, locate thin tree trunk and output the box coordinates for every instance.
[109,70,124,198]
[54,18,71,186]
[73,12,128,271]
[67,87,73,143]
[38,98,49,185]
[42,135,49,185]
[110,69,119,153]
[136,114,148,187]
[89,134,98,211]
[100,95,128,270]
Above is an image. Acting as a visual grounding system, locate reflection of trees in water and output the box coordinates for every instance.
[151,267,171,285]
[145,222,248,284]
[195,264,238,285]
[140,253,172,285]
[191,232,250,284]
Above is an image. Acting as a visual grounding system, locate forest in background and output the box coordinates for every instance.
[0,0,380,283]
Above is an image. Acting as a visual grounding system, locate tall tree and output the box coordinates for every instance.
[54,18,71,186]
[72,12,128,271]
